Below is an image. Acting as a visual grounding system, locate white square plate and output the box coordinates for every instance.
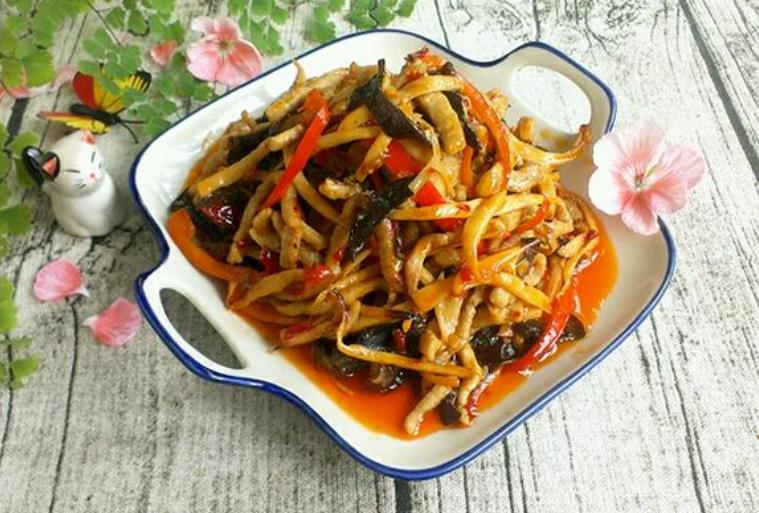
[131,30,675,480]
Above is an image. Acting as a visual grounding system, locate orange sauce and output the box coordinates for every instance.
[242,221,618,439]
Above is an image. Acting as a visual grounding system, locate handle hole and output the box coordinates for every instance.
[511,66,591,136]
[160,289,243,369]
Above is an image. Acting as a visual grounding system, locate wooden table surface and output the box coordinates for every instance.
[1,1,758,512]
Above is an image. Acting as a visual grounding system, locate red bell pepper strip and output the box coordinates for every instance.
[383,140,422,178]
[462,80,512,183]
[507,277,578,375]
[167,209,259,284]
[261,90,331,209]
[414,182,463,231]
[513,200,549,235]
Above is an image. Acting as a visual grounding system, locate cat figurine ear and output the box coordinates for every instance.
[20,130,126,238]
[21,146,61,186]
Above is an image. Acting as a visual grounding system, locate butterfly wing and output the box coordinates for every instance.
[72,72,98,109]
[92,70,152,114]
[38,111,109,134]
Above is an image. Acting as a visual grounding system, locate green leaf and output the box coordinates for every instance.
[15,158,35,188]
[5,15,27,35]
[166,21,186,43]
[0,27,16,55]
[105,7,127,29]
[370,6,395,26]
[0,362,6,384]
[8,132,39,156]
[83,38,106,59]
[13,40,35,60]
[0,337,32,349]
[313,5,330,21]
[379,0,398,7]
[0,299,18,332]
[0,205,32,235]
[0,154,10,180]
[127,9,149,35]
[271,6,289,24]
[345,11,376,30]
[0,185,12,208]
[1,59,24,88]
[396,0,416,17]
[92,27,112,47]
[8,0,33,11]
[326,0,344,11]
[354,0,373,9]
[21,49,55,87]
[78,60,100,76]
[9,357,40,388]
[228,0,246,16]
[0,277,14,300]
[307,17,336,44]
[0,124,8,146]
[250,0,274,16]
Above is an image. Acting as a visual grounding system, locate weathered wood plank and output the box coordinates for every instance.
[0,1,757,512]
[679,0,759,180]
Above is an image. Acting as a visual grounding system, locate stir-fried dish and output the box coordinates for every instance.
[167,48,611,436]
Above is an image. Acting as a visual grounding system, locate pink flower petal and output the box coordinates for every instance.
[33,258,89,302]
[213,16,242,41]
[593,120,665,177]
[186,40,225,82]
[190,16,216,36]
[150,40,179,67]
[215,41,262,87]
[588,166,633,216]
[52,64,76,91]
[83,298,142,347]
[621,193,659,236]
[654,144,706,190]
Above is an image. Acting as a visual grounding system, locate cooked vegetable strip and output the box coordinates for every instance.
[262,91,331,209]
[167,209,258,284]
[265,67,347,122]
[349,59,428,143]
[292,174,343,225]
[416,92,465,154]
[396,76,462,103]
[169,49,613,438]
[195,125,302,198]
[462,80,512,180]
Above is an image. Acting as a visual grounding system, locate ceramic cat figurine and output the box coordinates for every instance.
[22,130,126,237]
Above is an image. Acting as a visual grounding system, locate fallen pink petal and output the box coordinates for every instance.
[51,64,77,91]
[588,120,705,236]
[33,258,89,302]
[150,40,179,67]
[83,298,142,347]
[186,15,262,87]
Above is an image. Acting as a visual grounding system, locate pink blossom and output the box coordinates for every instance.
[186,16,263,87]
[150,40,178,67]
[83,298,142,347]
[33,258,89,302]
[588,120,705,235]
[0,65,76,100]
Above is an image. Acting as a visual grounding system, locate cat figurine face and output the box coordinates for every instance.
[22,130,106,197]
[21,130,126,237]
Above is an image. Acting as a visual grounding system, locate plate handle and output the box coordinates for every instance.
[501,43,615,140]
[137,257,250,379]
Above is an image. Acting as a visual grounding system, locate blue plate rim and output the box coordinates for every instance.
[129,28,676,481]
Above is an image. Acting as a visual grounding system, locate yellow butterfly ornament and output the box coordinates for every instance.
[39,71,151,142]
